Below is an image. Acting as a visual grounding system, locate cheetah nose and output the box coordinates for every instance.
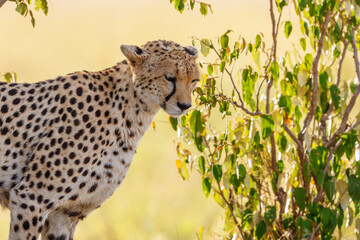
[177,102,191,111]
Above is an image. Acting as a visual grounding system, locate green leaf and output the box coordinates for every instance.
[255,220,266,239]
[4,73,12,83]
[295,106,302,121]
[190,110,202,135]
[29,10,35,27]
[330,84,340,110]
[320,91,329,113]
[195,136,204,152]
[294,187,306,211]
[278,134,287,154]
[35,0,48,15]
[202,177,211,197]
[349,175,360,203]
[303,162,311,183]
[247,43,253,52]
[265,206,276,225]
[325,177,335,202]
[278,94,292,113]
[350,82,358,94]
[207,65,213,75]
[300,37,306,51]
[200,3,208,16]
[299,0,307,11]
[198,156,205,175]
[238,164,246,181]
[212,164,222,183]
[200,40,210,57]
[321,208,336,231]
[230,174,240,192]
[219,61,225,73]
[255,34,261,50]
[277,160,284,173]
[261,115,274,139]
[301,220,313,238]
[220,34,229,49]
[304,53,313,71]
[270,61,279,83]
[169,117,178,131]
[319,71,328,91]
[338,206,344,229]
[284,21,293,38]
[16,2,28,15]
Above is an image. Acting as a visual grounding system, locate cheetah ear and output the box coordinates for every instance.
[184,46,198,59]
[120,45,148,66]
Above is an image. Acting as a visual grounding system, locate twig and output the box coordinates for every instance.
[215,181,246,239]
[326,26,360,149]
[283,124,308,163]
[310,223,321,240]
[256,78,266,113]
[268,0,281,174]
[208,40,244,106]
[319,40,349,145]
[324,119,360,176]
[202,39,262,117]
[0,0,7,8]
[299,10,332,143]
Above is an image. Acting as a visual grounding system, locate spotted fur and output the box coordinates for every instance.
[0,40,199,240]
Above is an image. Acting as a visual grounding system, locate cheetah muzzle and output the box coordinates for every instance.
[0,40,199,240]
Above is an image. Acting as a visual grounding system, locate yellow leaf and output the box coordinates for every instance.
[198,226,204,240]
[297,69,307,87]
[175,159,182,170]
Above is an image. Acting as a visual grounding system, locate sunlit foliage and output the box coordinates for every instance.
[170,0,360,239]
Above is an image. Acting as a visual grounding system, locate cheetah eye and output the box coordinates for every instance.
[165,75,176,82]
[191,79,199,84]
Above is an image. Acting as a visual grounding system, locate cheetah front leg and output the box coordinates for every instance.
[8,187,49,240]
[41,209,79,240]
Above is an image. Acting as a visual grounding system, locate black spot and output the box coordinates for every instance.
[23,220,30,230]
[12,98,21,105]
[1,105,8,113]
[8,88,17,96]
[76,87,83,96]
[88,183,98,193]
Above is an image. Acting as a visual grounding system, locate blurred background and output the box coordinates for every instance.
[0,0,356,239]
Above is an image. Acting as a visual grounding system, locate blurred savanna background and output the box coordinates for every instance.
[1,0,359,239]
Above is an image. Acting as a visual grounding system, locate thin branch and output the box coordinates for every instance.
[215,181,246,239]
[327,26,360,149]
[323,120,360,184]
[299,10,332,143]
[203,39,263,116]
[256,78,266,113]
[319,40,349,145]
[310,223,322,240]
[0,0,7,8]
[283,124,308,162]
[268,0,281,174]
[230,99,263,116]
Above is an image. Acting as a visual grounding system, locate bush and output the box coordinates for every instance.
[170,0,360,239]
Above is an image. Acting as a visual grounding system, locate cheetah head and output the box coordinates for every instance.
[120,40,200,117]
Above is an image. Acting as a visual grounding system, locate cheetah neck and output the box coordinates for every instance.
[109,63,160,149]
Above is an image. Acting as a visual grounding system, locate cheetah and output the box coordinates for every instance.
[0,40,199,240]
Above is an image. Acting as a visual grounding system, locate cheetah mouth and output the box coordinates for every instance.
[160,102,184,117]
